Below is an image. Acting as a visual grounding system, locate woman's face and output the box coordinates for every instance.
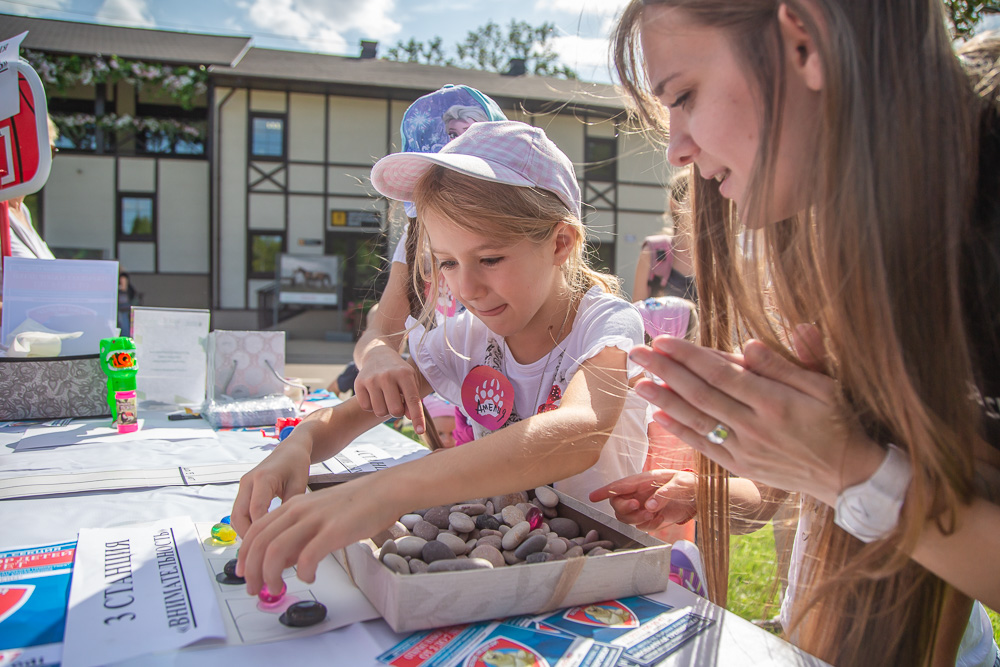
[640,6,821,226]
[445,118,474,140]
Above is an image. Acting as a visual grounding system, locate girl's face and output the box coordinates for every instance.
[421,208,567,347]
[431,416,456,448]
[640,6,822,226]
[446,118,474,140]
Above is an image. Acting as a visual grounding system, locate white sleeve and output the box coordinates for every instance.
[405,314,475,407]
[565,294,645,380]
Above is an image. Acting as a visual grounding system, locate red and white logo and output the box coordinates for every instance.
[0,584,35,624]
[464,636,548,667]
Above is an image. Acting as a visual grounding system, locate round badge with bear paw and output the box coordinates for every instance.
[461,365,515,431]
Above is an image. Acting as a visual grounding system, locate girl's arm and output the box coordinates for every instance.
[352,260,427,434]
[236,346,631,596]
[229,397,391,537]
[632,246,652,302]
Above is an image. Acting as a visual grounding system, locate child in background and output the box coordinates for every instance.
[231,121,648,597]
[421,393,457,449]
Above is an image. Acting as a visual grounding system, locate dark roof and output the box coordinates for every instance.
[2,14,251,67]
[209,47,626,114]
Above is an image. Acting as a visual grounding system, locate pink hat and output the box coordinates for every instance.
[371,120,582,219]
[423,394,455,420]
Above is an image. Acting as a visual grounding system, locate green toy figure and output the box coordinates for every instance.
[99,337,138,432]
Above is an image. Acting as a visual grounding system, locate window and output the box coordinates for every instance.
[250,115,285,159]
[248,232,285,278]
[584,137,617,182]
[119,195,155,241]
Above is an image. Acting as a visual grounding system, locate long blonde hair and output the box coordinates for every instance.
[410,165,619,329]
[615,1,989,665]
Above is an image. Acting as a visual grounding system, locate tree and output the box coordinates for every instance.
[383,20,577,80]
[944,0,1000,39]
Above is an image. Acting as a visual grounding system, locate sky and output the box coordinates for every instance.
[0,0,633,83]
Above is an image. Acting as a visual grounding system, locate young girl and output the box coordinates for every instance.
[232,120,649,598]
[596,2,1000,666]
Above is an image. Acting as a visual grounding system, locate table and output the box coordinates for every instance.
[0,405,829,666]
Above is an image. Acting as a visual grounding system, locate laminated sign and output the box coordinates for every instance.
[0,47,52,202]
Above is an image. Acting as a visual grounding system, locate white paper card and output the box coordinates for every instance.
[0,257,119,356]
[132,306,211,408]
[14,420,217,451]
[0,31,27,121]
[62,517,226,667]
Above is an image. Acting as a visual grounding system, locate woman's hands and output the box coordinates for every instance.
[590,469,697,531]
[230,437,312,538]
[629,327,885,507]
[353,345,425,434]
[235,476,400,596]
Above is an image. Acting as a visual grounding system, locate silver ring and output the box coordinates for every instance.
[706,423,730,445]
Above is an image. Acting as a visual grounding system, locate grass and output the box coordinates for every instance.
[728,525,1000,647]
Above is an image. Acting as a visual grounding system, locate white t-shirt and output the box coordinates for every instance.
[408,286,649,514]
[780,502,998,666]
[1,204,55,285]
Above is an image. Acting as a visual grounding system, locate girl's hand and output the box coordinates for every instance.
[230,438,312,538]
[629,328,885,507]
[354,346,426,435]
[234,475,399,596]
[590,469,697,531]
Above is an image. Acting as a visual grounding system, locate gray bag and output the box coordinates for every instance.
[0,354,111,420]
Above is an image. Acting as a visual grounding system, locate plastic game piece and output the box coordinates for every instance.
[216,558,245,585]
[279,600,327,628]
[278,425,296,441]
[220,515,231,525]
[99,337,138,433]
[211,523,237,545]
[258,582,286,605]
[525,505,543,531]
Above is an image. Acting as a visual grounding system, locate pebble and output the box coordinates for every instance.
[436,532,468,556]
[448,512,476,534]
[258,582,286,605]
[382,553,410,574]
[422,540,456,564]
[583,540,615,553]
[583,529,600,544]
[379,539,398,562]
[210,523,237,545]
[387,522,409,540]
[216,558,245,585]
[412,519,440,541]
[423,506,452,529]
[279,600,327,628]
[427,558,494,573]
[525,552,552,564]
[543,538,568,556]
[451,503,486,516]
[502,549,524,565]
[548,517,581,540]
[469,544,505,568]
[489,492,528,510]
[409,558,429,574]
[465,538,478,552]
[565,545,584,558]
[395,536,427,558]
[513,534,548,560]
[501,505,525,527]
[501,521,530,550]
[475,514,501,531]
[534,486,559,507]
[588,547,611,556]
[400,514,423,530]
[476,534,503,551]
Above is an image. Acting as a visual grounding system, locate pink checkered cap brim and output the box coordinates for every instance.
[370,120,582,219]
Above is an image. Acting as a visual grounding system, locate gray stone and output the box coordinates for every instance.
[513,534,548,560]
[525,552,552,564]
[501,521,530,550]
[534,486,559,508]
[548,517,581,540]
[427,558,494,573]
[279,600,327,628]
[543,538,567,556]
[382,553,410,574]
[501,505,525,527]
[465,538,478,552]
[423,506,452,529]
[451,503,487,516]
[409,558,429,574]
[436,532,468,556]
[583,529,600,544]
[565,546,584,558]
[422,540,456,564]
[489,492,528,510]
[502,549,524,565]
[476,534,503,551]
[541,505,559,519]
[587,547,611,556]
[449,512,476,534]
[387,521,409,539]
[475,514,501,531]
[400,514,423,530]
[395,536,427,558]
[469,544,505,568]
[412,519,440,541]
[379,539,398,562]
[479,529,502,538]
[583,540,615,553]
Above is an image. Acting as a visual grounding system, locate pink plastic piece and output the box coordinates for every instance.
[525,506,543,531]
[258,582,287,605]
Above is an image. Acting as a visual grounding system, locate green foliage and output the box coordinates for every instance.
[383,19,577,79]
[945,0,1000,39]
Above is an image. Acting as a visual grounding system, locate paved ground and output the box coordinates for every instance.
[285,339,354,392]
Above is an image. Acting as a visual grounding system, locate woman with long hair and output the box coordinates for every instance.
[598,2,1000,665]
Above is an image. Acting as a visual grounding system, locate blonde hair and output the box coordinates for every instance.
[614,2,989,665]
[442,105,489,126]
[410,166,619,329]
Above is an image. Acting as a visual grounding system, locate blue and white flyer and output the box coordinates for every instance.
[0,540,75,667]
[61,517,225,667]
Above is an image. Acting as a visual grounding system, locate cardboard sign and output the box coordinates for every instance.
[0,60,51,201]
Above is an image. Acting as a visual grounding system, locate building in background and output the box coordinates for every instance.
[5,14,673,338]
